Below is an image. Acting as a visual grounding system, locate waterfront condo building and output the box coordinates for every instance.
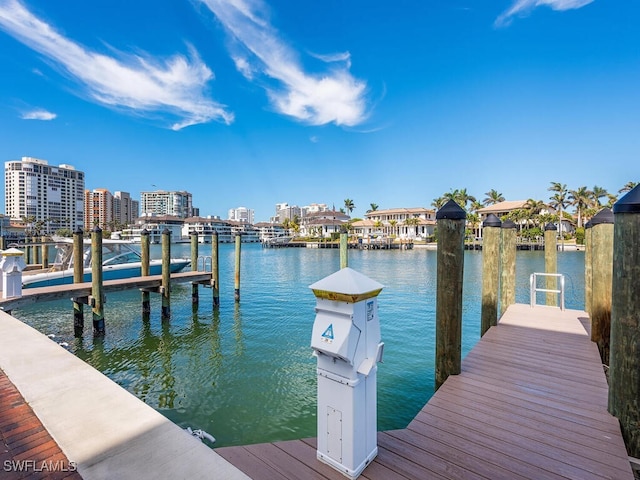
[113,191,139,227]
[84,188,113,230]
[4,157,85,234]
[140,190,193,218]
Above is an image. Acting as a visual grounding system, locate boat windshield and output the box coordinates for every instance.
[54,241,142,269]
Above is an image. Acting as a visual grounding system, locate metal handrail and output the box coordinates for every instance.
[529,273,565,310]
[197,255,212,272]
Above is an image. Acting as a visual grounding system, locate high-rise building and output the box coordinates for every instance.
[114,191,139,226]
[84,188,113,230]
[228,206,254,224]
[140,190,193,218]
[4,157,85,234]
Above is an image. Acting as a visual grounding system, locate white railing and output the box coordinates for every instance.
[529,273,565,310]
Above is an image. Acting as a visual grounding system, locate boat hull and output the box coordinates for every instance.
[23,260,190,289]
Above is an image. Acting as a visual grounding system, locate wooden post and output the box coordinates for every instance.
[40,235,49,269]
[340,232,348,269]
[584,221,593,315]
[234,234,241,303]
[500,219,517,318]
[161,228,171,319]
[608,185,640,457]
[91,227,105,336]
[544,223,558,306]
[34,236,41,265]
[25,238,31,265]
[141,229,151,318]
[0,236,5,250]
[435,200,466,390]
[590,208,614,365]
[212,232,220,307]
[190,231,199,309]
[481,214,501,336]
[73,228,84,337]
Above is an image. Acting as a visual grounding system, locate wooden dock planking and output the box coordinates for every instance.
[0,271,212,311]
[217,303,633,479]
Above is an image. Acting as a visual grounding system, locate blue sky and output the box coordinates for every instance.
[0,0,638,222]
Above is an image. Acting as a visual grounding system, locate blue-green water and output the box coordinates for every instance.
[13,244,585,447]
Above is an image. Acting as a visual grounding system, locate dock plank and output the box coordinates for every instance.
[218,303,633,479]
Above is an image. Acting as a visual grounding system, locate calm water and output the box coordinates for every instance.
[13,244,585,448]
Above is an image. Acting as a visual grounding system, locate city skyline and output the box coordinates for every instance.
[0,1,638,222]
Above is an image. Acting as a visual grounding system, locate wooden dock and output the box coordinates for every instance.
[0,271,212,311]
[217,303,633,480]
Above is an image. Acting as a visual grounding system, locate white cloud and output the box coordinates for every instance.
[495,0,594,27]
[0,0,233,129]
[21,108,56,120]
[200,0,369,127]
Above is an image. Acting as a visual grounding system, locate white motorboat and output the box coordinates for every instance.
[22,238,190,289]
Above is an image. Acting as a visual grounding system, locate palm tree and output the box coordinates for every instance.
[591,185,608,206]
[403,217,420,238]
[344,199,355,215]
[619,181,638,194]
[443,188,475,210]
[548,182,568,250]
[482,189,505,206]
[389,219,398,238]
[568,186,593,228]
[431,196,447,210]
[367,203,379,213]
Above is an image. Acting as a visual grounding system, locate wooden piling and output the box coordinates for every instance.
[0,236,5,250]
[590,208,614,365]
[34,236,40,265]
[190,231,199,308]
[212,232,220,307]
[544,223,558,306]
[435,200,466,390]
[161,228,171,319]
[608,185,640,457]
[481,214,501,337]
[141,229,151,317]
[584,221,593,314]
[91,227,105,336]
[499,219,517,318]
[234,234,241,303]
[73,228,84,337]
[40,235,48,269]
[340,232,348,268]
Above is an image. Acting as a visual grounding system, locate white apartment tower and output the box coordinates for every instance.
[5,157,85,234]
[228,206,254,224]
[140,190,193,218]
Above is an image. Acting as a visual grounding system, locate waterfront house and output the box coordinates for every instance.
[300,210,350,238]
[352,207,436,240]
[182,216,233,243]
[254,222,286,242]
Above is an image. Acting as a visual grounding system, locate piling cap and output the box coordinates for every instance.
[141,228,149,235]
[309,267,383,303]
[590,208,614,225]
[74,227,83,235]
[162,228,171,235]
[585,220,593,229]
[613,184,640,214]
[92,226,102,234]
[482,213,502,227]
[1,247,24,257]
[436,200,466,220]
[544,222,557,231]
[501,219,517,229]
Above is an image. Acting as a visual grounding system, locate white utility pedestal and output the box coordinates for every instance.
[1,248,26,299]
[309,267,384,479]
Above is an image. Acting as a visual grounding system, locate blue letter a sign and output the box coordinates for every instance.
[322,324,334,340]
